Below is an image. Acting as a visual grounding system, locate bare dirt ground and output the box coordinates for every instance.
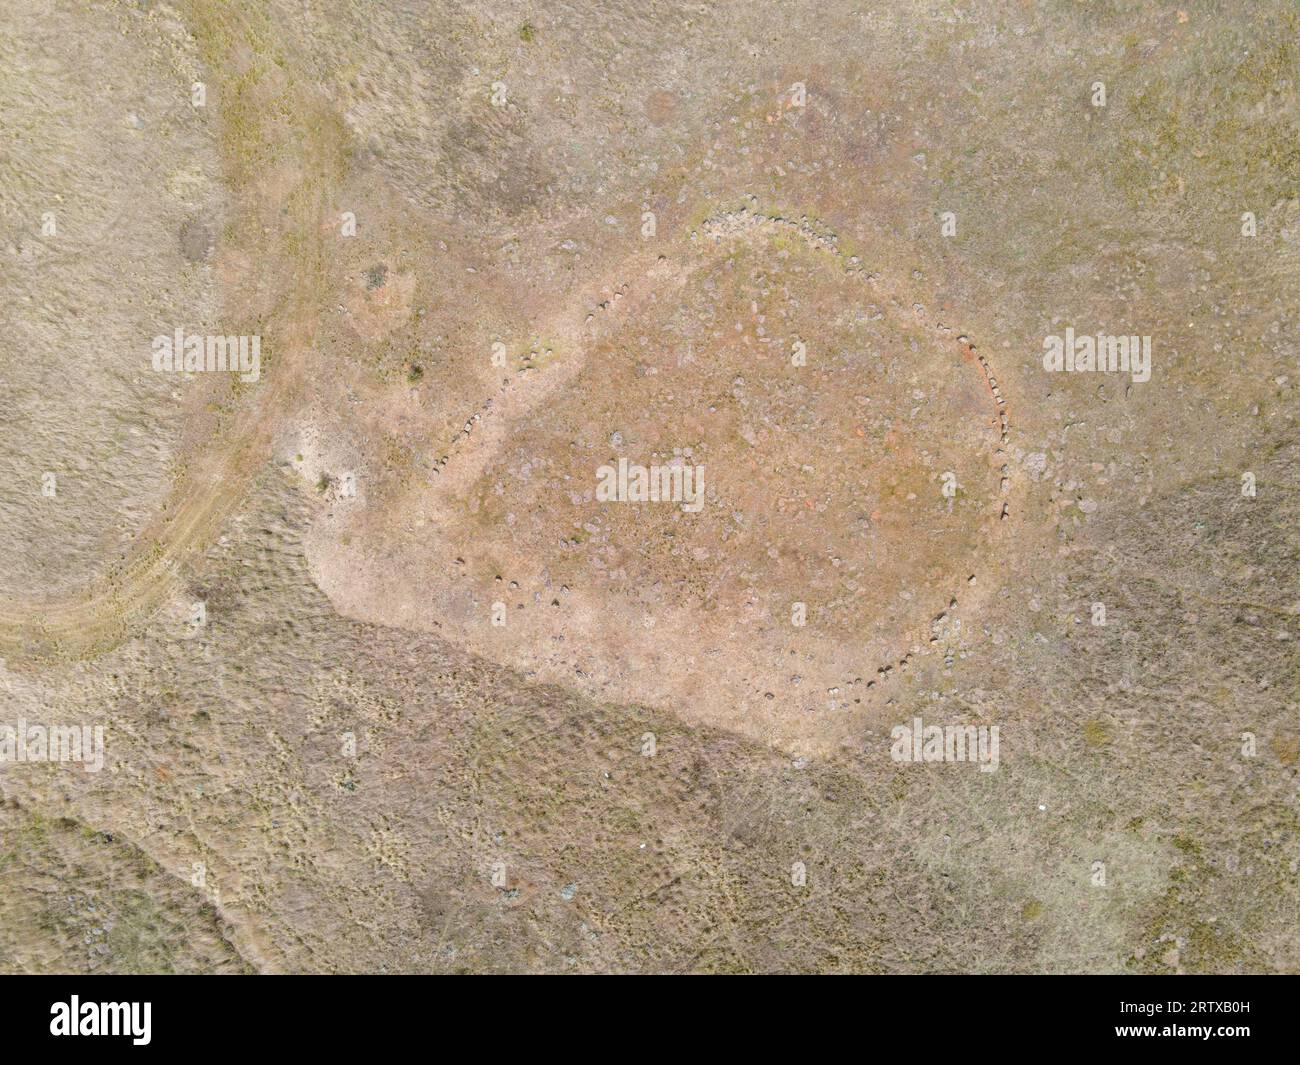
[0,0,1296,973]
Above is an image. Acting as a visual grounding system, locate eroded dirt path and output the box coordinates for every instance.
[0,1,347,662]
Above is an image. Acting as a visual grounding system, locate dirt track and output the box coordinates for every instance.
[0,0,343,662]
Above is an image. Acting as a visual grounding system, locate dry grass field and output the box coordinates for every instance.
[0,0,1296,973]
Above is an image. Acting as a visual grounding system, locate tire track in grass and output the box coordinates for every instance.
[0,1,347,662]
